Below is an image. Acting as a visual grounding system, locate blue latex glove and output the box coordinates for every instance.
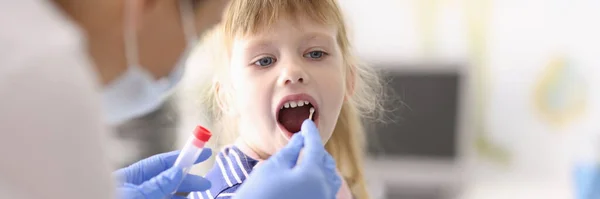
[573,163,600,199]
[233,119,341,199]
[113,149,213,199]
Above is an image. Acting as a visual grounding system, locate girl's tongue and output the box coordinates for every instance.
[278,105,311,133]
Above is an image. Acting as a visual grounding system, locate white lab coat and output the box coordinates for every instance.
[0,0,115,198]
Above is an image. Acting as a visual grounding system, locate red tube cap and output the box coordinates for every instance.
[193,125,212,142]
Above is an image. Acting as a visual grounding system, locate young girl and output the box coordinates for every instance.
[187,0,384,198]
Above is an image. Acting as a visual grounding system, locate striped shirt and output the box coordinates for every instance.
[188,146,258,199]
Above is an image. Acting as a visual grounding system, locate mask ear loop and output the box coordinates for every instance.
[124,0,197,70]
[179,0,198,44]
[169,0,199,83]
[124,0,139,68]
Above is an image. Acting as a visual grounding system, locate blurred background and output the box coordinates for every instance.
[108,0,600,198]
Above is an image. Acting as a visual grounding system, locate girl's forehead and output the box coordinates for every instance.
[233,17,338,43]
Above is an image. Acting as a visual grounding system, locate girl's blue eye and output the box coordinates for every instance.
[304,51,327,59]
[254,57,275,67]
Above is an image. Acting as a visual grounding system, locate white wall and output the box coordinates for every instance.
[339,0,469,64]
[339,0,600,198]
[471,0,600,198]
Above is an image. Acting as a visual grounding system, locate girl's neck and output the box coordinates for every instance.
[233,138,269,161]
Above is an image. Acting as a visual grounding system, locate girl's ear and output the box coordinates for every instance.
[215,81,237,116]
[345,65,356,101]
[215,82,229,114]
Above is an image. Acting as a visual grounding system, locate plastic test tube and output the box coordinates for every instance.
[171,125,212,196]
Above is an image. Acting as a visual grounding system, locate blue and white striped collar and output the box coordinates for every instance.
[202,145,259,196]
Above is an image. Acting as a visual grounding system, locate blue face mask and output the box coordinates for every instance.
[103,0,198,125]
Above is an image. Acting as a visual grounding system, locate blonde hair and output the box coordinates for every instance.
[192,1,385,198]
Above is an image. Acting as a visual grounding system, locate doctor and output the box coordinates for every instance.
[0,0,340,199]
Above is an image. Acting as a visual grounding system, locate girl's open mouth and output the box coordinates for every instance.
[275,94,319,139]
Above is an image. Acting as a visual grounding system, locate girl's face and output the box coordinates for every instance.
[227,16,346,157]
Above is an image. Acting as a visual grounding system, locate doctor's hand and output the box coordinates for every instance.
[233,119,341,199]
[113,149,213,199]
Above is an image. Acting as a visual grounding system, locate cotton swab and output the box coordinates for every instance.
[309,107,315,120]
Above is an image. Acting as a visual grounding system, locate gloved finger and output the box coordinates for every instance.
[112,168,130,183]
[176,174,212,192]
[331,172,342,197]
[137,167,183,197]
[268,133,304,169]
[332,176,342,199]
[161,148,213,168]
[300,119,325,164]
[116,148,213,184]
[323,154,341,190]
[115,183,144,199]
[323,152,337,172]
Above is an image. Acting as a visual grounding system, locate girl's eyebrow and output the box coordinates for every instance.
[242,39,274,57]
[301,32,336,46]
[244,40,273,52]
[239,31,336,57]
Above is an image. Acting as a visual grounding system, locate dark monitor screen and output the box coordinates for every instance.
[365,70,461,159]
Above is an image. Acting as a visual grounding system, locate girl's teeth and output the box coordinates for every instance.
[281,101,312,109]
